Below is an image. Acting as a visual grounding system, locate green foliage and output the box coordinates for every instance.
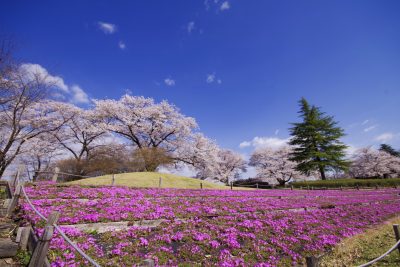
[15,249,31,266]
[289,98,349,180]
[320,217,400,266]
[379,144,400,157]
[292,178,400,188]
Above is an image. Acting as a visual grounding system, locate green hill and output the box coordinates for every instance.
[67,172,243,190]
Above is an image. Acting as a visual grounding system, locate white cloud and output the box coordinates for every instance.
[164,78,175,86]
[98,21,117,34]
[345,144,358,158]
[118,41,126,50]
[19,63,90,105]
[363,125,377,132]
[70,85,90,104]
[239,136,290,150]
[274,129,279,135]
[375,132,395,142]
[220,1,230,11]
[361,119,369,125]
[206,73,216,83]
[187,21,195,33]
[206,73,222,84]
[19,63,69,92]
[239,141,251,148]
[204,0,210,10]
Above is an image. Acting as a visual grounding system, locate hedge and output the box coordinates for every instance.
[292,178,400,188]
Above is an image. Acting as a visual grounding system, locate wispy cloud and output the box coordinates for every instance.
[375,132,396,142]
[239,136,290,150]
[98,21,117,34]
[361,119,369,125]
[220,1,230,11]
[275,129,279,135]
[204,0,231,12]
[206,73,216,83]
[206,73,222,84]
[363,125,377,132]
[164,78,175,86]
[118,41,126,50]
[70,85,90,104]
[19,63,90,105]
[187,21,195,33]
[19,63,69,92]
[239,141,252,148]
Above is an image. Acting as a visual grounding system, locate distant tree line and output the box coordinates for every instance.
[0,41,246,183]
[250,98,400,185]
[1,41,399,185]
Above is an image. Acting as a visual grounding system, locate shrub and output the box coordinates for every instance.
[292,178,400,188]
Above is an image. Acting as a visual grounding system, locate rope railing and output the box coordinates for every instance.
[34,170,91,178]
[19,182,101,267]
[357,235,400,267]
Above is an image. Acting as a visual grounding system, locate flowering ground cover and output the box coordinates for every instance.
[19,183,400,266]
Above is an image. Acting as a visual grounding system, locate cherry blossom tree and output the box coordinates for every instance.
[51,103,108,175]
[195,149,246,184]
[94,94,198,171]
[0,47,73,178]
[249,146,305,185]
[174,133,219,167]
[0,96,69,178]
[18,133,62,181]
[349,147,400,178]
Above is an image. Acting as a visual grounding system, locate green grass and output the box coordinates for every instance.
[67,172,247,190]
[292,178,400,188]
[320,217,400,267]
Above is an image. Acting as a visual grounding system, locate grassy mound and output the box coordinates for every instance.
[67,172,238,190]
[320,216,400,266]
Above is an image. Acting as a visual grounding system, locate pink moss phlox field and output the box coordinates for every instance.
[20,183,400,266]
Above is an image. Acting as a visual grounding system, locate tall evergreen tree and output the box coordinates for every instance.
[379,144,400,157]
[289,98,349,180]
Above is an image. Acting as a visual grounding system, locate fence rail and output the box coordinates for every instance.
[4,174,101,267]
[305,224,400,267]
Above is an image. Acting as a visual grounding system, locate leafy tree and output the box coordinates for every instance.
[249,146,306,186]
[379,144,400,157]
[350,147,400,178]
[289,98,349,180]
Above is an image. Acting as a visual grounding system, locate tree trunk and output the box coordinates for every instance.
[319,166,326,180]
[0,167,5,179]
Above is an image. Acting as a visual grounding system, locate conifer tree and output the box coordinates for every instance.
[289,98,349,180]
[379,144,400,157]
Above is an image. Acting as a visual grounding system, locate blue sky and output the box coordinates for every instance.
[2,0,400,155]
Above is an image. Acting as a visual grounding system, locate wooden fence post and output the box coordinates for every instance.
[230,182,233,190]
[17,226,31,250]
[141,259,155,267]
[52,167,60,182]
[393,224,400,255]
[159,177,162,188]
[200,182,203,189]
[7,184,22,217]
[111,174,116,186]
[306,256,319,267]
[28,211,60,267]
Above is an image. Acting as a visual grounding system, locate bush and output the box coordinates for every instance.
[292,178,400,188]
[233,178,272,189]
